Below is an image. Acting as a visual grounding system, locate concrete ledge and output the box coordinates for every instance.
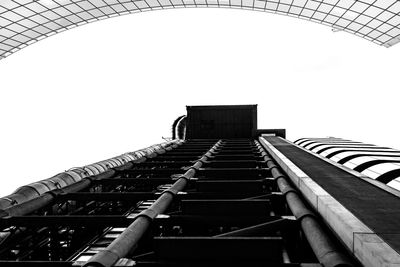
[354,233,400,267]
[317,195,372,250]
[298,177,329,210]
[259,137,400,267]
[259,139,307,187]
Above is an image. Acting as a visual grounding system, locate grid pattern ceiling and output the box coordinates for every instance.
[1,0,400,59]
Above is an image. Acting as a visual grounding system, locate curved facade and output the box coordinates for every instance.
[294,137,400,191]
[1,0,400,59]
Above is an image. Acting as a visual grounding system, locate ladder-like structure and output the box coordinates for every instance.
[0,138,354,267]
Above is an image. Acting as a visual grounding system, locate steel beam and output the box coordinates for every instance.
[1,215,133,227]
[195,180,266,192]
[84,140,222,267]
[180,199,271,215]
[153,214,282,227]
[153,236,283,261]
[215,218,298,237]
[58,192,155,202]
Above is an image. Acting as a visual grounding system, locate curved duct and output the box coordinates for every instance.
[172,115,186,140]
[0,139,183,211]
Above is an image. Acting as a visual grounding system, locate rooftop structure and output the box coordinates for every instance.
[1,0,400,59]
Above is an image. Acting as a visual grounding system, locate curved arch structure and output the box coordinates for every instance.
[296,137,400,191]
[172,115,186,140]
[1,0,400,59]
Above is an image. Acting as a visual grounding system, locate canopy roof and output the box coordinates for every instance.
[1,0,400,59]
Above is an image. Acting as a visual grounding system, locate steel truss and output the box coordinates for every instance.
[0,139,356,267]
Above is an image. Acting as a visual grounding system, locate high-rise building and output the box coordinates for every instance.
[0,105,398,267]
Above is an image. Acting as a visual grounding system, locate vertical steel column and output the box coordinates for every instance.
[84,140,222,267]
[255,141,353,267]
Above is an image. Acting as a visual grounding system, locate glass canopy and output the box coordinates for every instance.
[1,0,400,59]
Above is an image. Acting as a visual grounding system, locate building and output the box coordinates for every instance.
[295,137,400,191]
[0,105,398,267]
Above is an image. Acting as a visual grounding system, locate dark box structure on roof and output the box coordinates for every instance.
[186,105,257,139]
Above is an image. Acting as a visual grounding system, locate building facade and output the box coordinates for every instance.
[295,137,400,191]
[0,105,399,267]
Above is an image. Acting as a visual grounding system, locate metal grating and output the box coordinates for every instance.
[1,0,400,59]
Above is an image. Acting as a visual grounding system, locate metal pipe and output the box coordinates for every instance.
[1,172,112,218]
[84,140,222,267]
[255,141,353,267]
[0,140,182,217]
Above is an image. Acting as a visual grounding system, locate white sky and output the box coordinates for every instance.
[0,8,399,197]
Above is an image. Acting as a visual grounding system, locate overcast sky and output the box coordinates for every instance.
[0,8,399,196]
